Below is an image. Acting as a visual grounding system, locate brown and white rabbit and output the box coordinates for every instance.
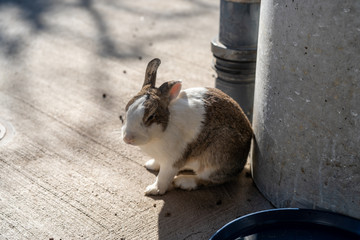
[122,58,253,195]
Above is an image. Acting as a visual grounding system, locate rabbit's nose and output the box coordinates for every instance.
[123,134,135,144]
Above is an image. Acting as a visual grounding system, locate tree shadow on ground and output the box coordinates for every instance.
[0,0,52,58]
[0,0,51,30]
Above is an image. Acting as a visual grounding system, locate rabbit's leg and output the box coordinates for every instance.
[145,165,177,195]
[174,167,215,190]
[173,175,198,190]
[145,158,160,171]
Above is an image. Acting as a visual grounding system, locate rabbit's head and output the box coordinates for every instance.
[122,58,182,146]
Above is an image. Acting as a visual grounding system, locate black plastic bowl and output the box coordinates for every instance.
[210,208,360,240]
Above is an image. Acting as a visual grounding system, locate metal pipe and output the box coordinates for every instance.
[211,0,260,121]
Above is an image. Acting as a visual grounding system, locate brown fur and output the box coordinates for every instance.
[143,58,161,88]
[174,88,253,184]
[125,85,150,112]
[125,59,183,131]
[125,58,171,130]
[125,81,182,131]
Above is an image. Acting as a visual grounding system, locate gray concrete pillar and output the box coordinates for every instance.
[252,0,360,218]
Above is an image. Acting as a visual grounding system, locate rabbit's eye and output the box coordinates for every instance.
[146,114,155,123]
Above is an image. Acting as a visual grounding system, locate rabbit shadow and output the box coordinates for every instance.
[147,165,272,240]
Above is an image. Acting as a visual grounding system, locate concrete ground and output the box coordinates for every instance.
[0,0,272,239]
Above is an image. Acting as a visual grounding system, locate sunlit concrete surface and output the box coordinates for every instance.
[0,1,272,239]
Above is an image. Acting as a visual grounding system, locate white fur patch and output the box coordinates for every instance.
[197,166,213,181]
[140,87,208,165]
[145,158,160,171]
[122,95,149,145]
[174,175,198,190]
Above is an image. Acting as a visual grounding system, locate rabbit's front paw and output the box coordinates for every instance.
[145,183,165,196]
[145,159,160,171]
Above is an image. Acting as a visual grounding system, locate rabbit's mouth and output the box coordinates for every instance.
[122,130,150,146]
[123,133,135,145]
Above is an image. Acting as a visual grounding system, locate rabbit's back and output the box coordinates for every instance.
[172,87,253,176]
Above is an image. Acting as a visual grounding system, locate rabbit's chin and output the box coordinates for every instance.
[127,139,149,146]
[122,134,152,146]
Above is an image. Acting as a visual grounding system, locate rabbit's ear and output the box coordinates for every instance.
[143,58,161,88]
[159,81,182,102]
